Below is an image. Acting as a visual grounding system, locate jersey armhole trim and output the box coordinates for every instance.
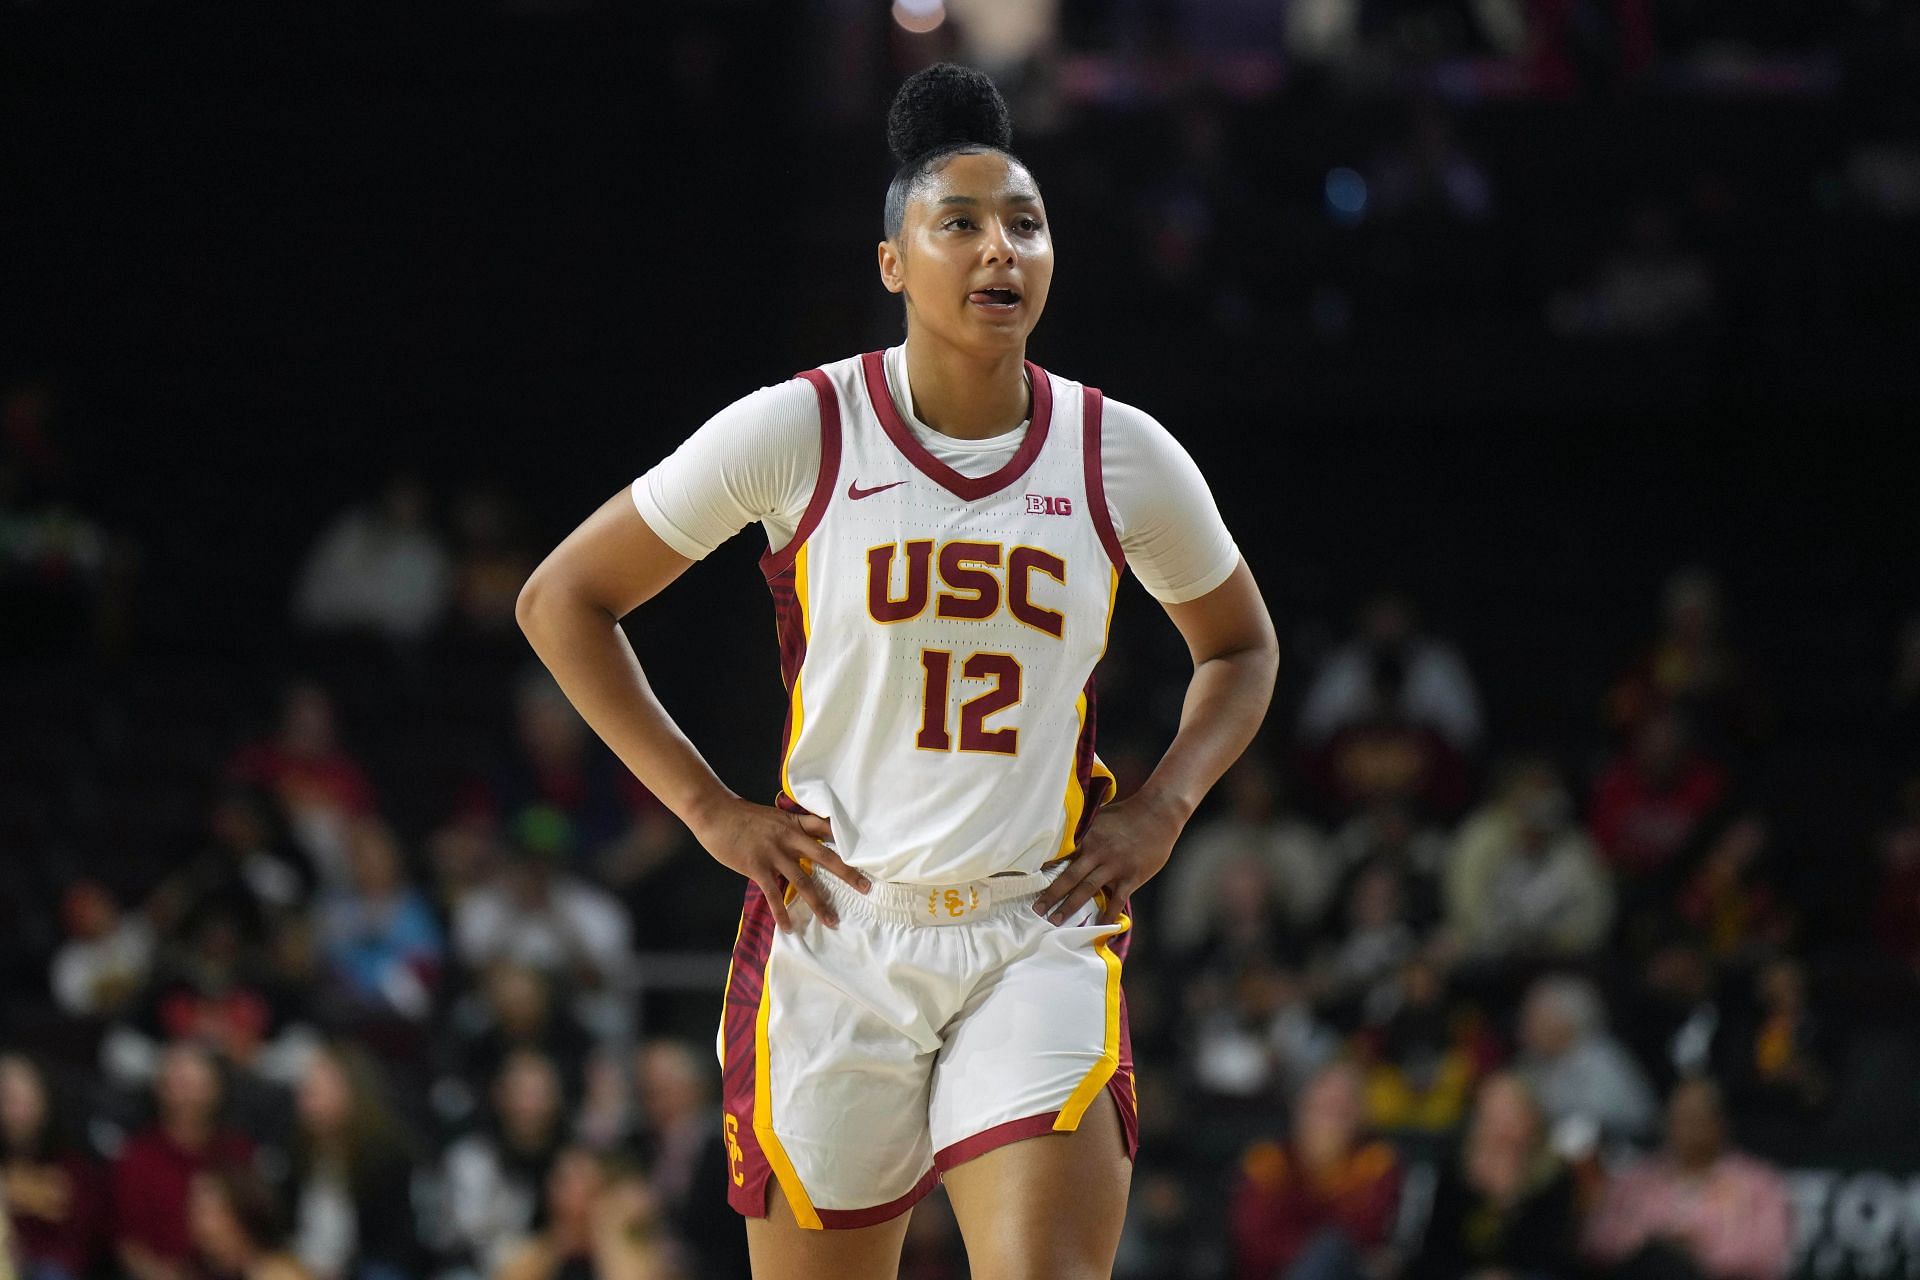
[760,369,842,579]
[1081,385,1126,573]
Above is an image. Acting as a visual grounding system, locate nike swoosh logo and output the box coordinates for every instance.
[847,479,908,501]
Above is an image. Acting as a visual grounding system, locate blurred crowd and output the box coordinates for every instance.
[6,445,1920,1280]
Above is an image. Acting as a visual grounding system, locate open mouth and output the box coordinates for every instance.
[968,287,1022,309]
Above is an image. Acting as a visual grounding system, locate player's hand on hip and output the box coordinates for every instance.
[1032,792,1185,927]
[688,797,867,932]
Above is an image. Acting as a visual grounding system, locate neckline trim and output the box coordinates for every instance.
[859,349,1053,501]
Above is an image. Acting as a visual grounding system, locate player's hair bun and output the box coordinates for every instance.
[886,62,1013,167]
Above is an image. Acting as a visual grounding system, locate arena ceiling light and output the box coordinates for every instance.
[893,0,946,33]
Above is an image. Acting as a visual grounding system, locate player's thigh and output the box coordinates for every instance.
[745,1173,911,1280]
[942,1087,1132,1280]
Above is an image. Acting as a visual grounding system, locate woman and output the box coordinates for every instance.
[113,1041,256,1280]
[516,62,1276,1279]
[1406,1072,1579,1280]
[1,1053,105,1280]
[190,1166,311,1280]
[285,1042,421,1280]
[437,1048,571,1277]
[494,1146,677,1280]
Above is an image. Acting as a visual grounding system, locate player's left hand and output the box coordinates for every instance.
[1031,792,1186,927]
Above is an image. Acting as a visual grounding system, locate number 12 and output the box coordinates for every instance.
[916,649,1023,755]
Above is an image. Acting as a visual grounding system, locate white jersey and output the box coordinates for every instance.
[768,350,1124,885]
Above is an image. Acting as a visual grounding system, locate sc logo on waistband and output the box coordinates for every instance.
[929,886,982,919]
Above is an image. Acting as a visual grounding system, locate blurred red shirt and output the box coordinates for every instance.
[111,1127,254,1263]
[1231,1139,1402,1280]
[1589,755,1726,875]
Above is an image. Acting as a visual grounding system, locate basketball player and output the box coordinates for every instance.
[516,63,1277,1280]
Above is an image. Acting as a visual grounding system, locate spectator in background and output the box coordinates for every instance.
[1175,855,1311,983]
[1300,593,1483,754]
[1354,957,1500,1136]
[1310,860,1423,1027]
[443,962,596,1111]
[1589,710,1727,881]
[1231,1060,1402,1280]
[494,1147,676,1280]
[436,1049,569,1279]
[1446,757,1613,965]
[1405,1073,1579,1280]
[1678,814,1794,964]
[1302,670,1474,821]
[190,1166,311,1280]
[286,1042,421,1280]
[1585,1078,1792,1280]
[51,878,155,1021]
[424,808,505,927]
[632,1040,746,1279]
[113,1042,255,1280]
[1609,567,1767,761]
[1515,974,1658,1145]
[112,902,317,1090]
[315,817,444,1026]
[290,472,452,644]
[453,805,635,1040]
[1187,958,1342,1111]
[150,782,316,950]
[1160,757,1336,951]
[1175,859,1340,1111]
[1713,955,1834,1149]
[441,667,677,887]
[1615,932,1721,1097]
[1327,798,1448,930]
[2,1052,106,1280]
[447,485,537,639]
[225,682,378,890]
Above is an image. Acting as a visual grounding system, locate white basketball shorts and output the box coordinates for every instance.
[715,859,1138,1229]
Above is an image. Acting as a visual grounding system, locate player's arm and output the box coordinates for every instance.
[1131,558,1278,820]
[516,405,867,932]
[1033,559,1277,925]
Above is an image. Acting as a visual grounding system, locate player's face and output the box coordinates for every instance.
[880,150,1053,355]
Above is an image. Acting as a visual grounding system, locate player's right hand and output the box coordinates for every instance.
[688,796,869,932]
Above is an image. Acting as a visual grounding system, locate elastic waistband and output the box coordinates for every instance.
[808,862,1065,927]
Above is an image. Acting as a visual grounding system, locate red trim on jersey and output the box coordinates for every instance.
[760,369,843,579]
[859,350,1053,501]
[1080,385,1126,572]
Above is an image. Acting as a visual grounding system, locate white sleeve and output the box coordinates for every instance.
[1098,396,1242,603]
[629,378,822,560]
